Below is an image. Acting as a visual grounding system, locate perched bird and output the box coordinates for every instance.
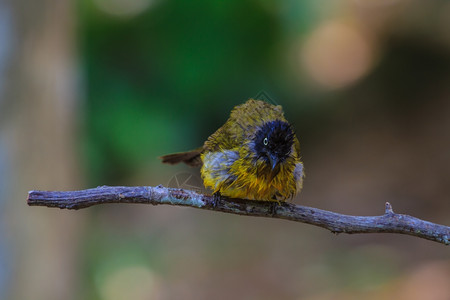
[161,99,304,201]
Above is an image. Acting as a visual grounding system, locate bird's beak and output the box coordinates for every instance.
[268,154,280,181]
[269,154,278,171]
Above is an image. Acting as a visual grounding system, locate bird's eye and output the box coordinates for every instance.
[263,137,268,146]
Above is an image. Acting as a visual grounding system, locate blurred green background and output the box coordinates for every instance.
[1,0,450,299]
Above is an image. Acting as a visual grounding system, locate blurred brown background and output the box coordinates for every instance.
[1,0,449,299]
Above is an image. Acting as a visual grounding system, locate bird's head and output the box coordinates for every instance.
[252,120,295,180]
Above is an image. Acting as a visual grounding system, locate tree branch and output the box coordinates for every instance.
[27,185,450,245]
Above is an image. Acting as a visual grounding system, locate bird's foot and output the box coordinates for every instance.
[212,191,221,208]
[269,200,281,217]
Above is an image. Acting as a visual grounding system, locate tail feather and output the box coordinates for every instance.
[160,149,202,167]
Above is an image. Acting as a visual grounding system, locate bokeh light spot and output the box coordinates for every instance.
[97,265,160,300]
[301,21,374,90]
[94,0,154,18]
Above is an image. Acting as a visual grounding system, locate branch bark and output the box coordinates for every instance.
[27,185,450,245]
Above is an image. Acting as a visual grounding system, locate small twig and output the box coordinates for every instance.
[27,185,450,245]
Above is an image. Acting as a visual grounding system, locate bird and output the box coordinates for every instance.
[160,99,304,201]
